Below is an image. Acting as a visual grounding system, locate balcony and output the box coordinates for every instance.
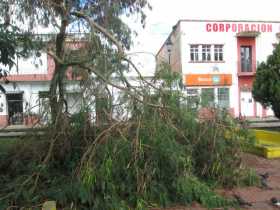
[237,60,256,76]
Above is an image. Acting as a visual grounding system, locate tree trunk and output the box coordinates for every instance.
[49,19,68,125]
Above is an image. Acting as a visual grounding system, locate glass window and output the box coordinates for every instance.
[186,88,199,108]
[186,89,198,95]
[241,46,252,72]
[202,45,211,61]
[214,45,223,61]
[190,45,199,61]
[201,88,215,107]
[218,88,229,108]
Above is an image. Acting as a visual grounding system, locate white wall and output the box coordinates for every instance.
[178,20,280,117]
[0,82,50,116]
[9,52,48,75]
[0,81,82,117]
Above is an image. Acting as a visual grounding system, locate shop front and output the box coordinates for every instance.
[184,74,234,116]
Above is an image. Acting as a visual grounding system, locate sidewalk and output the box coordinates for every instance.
[0,124,45,137]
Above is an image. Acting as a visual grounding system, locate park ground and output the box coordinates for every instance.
[1,131,280,210]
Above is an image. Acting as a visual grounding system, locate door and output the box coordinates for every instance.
[6,93,23,125]
[241,46,252,72]
[240,91,254,117]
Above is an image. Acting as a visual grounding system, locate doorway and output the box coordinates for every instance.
[6,93,24,125]
[240,46,252,72]
[240,91,254,117]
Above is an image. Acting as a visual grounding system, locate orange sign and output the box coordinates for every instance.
[184,74,232,86]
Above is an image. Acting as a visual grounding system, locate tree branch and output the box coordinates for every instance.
[79,64,167,109]
[71,11,124,55]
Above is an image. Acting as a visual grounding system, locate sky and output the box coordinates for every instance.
[126,0,280,76]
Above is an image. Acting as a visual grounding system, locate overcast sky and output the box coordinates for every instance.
[126,0,280,75]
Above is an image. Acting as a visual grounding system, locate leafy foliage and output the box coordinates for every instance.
[0,67,256,210]
[253,43,280,118]
[0,1,257,209]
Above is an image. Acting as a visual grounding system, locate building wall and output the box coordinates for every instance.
[170,24,182,73]
[10,52,48,75]
[158,20,280,118]
[0,80,81,127]
[156,24,182,73]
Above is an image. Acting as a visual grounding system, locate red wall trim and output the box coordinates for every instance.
[237,37,256,74]
[237,37,256,117]
[0,115,8,127]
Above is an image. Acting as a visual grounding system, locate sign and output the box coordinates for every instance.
[206,23,273,33]
[184,74,232,86]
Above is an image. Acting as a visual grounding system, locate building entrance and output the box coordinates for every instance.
[6,93,24,125]
[240,91,254,117]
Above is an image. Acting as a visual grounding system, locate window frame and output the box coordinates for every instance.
[240,45,252,72]
[189,44,224,63]
[202,45,211,61]
[186,88,199,108]
[217,87,230,108]
[214,45,224,62]
[190,45,199,61]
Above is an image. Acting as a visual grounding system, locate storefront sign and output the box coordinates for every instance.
[206,23,273,33]
[184,74,232,86]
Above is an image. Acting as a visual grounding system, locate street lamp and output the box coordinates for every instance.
[166,36,172,64]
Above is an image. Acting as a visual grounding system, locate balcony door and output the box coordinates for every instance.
[240,46,252,72]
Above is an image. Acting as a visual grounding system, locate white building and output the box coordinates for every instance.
[0,49,81,127]
[156,20,280,118]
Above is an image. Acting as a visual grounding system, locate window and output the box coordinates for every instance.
[186,88,199,108]
[190,45,199,61]
[202,45,211,61]
[214,45,223,61]
[201,88,215,107]
[241,46,252,72]
[218,88,229,108]
[190,44,224,62]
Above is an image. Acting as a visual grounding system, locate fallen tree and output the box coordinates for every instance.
[0,1,258,209]
[0,65,258,209]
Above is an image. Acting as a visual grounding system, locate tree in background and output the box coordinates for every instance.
[252,43,280,119]
[0,0,150,126]
[0,1,42,92]
[0,1,259,209]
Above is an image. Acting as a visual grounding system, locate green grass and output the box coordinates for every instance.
[0,137,21,153]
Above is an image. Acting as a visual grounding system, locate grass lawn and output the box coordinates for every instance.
[0,137,21,154]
